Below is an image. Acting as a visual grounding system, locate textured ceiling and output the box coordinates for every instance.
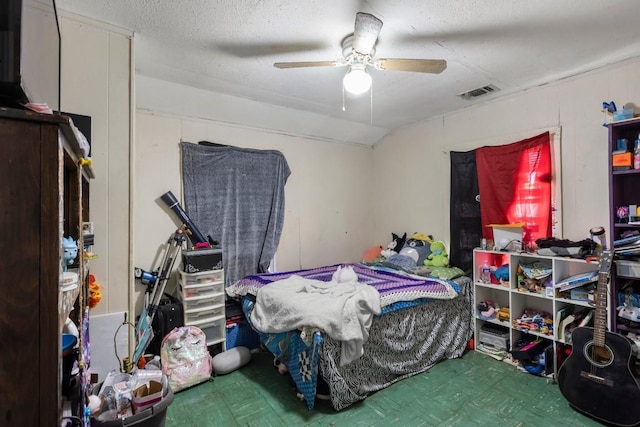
[56,0,640,144]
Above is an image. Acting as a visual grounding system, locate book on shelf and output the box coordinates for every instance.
[558,314,576,342]
[555,307,570,340]
[614,234,640,248]
[615,245,640,256]
[554,270,598,292]
[577,309,594,327]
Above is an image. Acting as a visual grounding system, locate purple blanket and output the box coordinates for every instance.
[227,263,458,310]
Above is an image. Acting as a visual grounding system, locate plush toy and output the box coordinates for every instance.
[332,265,358,283]
[477,300,496,319]
[423,241,449,267]
[362,246,382,262]
[380,232,407,258]
[406,233,433,247]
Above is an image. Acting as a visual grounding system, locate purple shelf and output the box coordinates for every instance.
[608,118,640,333]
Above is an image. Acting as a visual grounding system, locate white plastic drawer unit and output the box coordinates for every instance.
[189,315,226,345]
[179,268,224,287]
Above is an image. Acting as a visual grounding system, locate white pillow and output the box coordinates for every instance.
[211,346,251,375]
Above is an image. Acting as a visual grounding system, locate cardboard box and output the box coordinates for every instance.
[182,248,223,273]
[570,286,594,302]
[132,380,163,413]
[489,223,524,251]
[613,152,632,167]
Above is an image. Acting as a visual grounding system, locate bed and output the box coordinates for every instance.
[226,262,474,411]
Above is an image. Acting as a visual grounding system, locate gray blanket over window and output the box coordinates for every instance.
[181,142,290,287]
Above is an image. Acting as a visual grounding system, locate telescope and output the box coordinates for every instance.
[160,191,210,248]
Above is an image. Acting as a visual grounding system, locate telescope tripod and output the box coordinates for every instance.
[145,227,186,320]
[132,227,186,364]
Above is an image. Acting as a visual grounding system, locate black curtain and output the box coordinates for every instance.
[450,150,482,276]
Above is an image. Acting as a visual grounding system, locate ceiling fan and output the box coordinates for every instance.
[274,12,447,95]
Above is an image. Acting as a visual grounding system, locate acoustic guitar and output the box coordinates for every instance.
[557,250,640,426]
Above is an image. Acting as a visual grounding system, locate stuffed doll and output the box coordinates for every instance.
[423,241,449,267]
[380,232,407,258]
[406,232,433,247]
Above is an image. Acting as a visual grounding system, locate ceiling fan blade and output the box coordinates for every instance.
[218,41,326,58]
[352,12,383,55]
[274,60,345,69]
[374,58,447,74]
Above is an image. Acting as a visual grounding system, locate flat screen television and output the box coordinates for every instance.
[0,0,60,111]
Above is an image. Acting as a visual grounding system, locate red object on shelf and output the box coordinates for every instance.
[466,338,475,350]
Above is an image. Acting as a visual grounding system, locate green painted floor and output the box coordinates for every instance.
[164,350,603,427]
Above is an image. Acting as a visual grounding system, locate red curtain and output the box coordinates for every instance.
[476,132,552,248]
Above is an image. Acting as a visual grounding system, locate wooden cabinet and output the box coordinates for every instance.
[472,249,603,377]
[0,108,93,426]
[607,117,640,335]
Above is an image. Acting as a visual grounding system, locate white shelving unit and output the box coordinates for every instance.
[472,249,607,377]
[178,268,227,349]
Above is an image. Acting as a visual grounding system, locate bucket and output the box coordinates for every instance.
[91,376,174,427]
[61,333,78,396]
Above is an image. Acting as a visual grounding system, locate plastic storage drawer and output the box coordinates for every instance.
[179,281,224,299]
[617,260,640,278]
[181,292,225,313]
[184,305,225,324]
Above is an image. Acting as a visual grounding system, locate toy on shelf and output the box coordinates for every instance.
[62,236,78,272]
[493,264,510,286]
[79,157,92,167]
[513,309,553,336]
[477,300,496,320]
[618,303,640,328]
[88,274,102,308]
[601,100,617,126]
[497,307,510,322]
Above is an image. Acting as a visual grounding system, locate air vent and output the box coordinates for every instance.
[457,84,500,100]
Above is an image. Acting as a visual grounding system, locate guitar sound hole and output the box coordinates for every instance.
[584,342,613,368]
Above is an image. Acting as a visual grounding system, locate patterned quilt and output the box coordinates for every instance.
[228,263,468,409]
[227,263,460,311]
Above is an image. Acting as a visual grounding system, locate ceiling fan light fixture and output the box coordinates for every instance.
[343,64,371,95]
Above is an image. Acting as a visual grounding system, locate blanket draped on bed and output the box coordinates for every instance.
[229,263,468,409]
[181,142,290,287]
[250,274,381,366]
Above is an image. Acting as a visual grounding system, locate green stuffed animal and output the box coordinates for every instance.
[423,241,449,267]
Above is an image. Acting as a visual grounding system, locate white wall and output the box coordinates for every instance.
[58,12,133,316]
[133,95,374,310]
[373,56,640,249]
[56,10,640,327]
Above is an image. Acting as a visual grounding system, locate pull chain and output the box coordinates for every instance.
[370,81,373,125]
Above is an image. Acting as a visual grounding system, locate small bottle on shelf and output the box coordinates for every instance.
[480,262,491,284]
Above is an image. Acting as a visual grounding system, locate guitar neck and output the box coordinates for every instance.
[593,251,613,348]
